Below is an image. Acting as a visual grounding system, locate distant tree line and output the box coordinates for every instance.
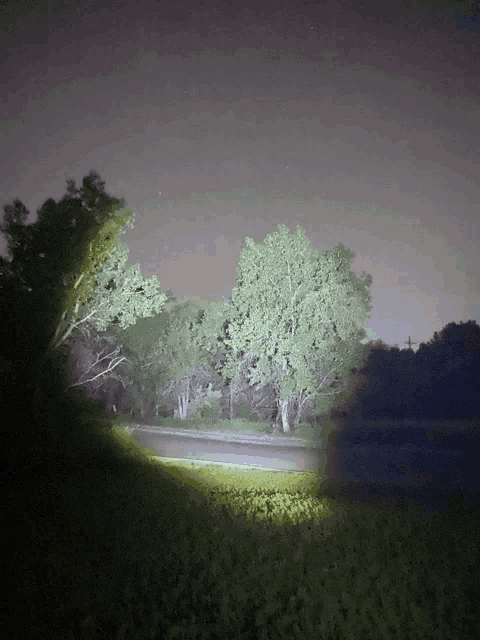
[344,322,480,421]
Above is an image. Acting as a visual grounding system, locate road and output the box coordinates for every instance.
[129,425,325,472]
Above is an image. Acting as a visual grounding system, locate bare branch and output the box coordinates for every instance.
[67,345,129,389]
[52,307,98,349]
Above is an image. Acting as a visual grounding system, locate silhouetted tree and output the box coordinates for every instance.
[0,171,168,434]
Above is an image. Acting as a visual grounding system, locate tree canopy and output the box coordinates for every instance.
[0,171,168,417]
[0,171,132,356]
[194,224,373,432]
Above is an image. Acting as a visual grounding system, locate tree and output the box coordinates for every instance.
[146,300,222,420]
[54,226,171,416]
[216,224,373,433]
[0,171,168,419]
[36,171,169,350]
[54,233,166,341]
[51,206,134,349]
[192,297,279,422]
[65,322,133,401]
[348,320,480,422]
[191,298,241,419]
[0,199,39,362]
[0,198,31,290]
[100,307,176,419]
[0,171,132,357]
[410,320,480,420]
[311,340,371,420]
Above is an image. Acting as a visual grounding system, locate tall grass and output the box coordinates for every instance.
[10,413,479,639]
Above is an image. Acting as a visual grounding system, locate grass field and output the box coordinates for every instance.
[9,411,480,639]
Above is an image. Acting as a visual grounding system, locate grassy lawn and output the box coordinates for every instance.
[8,412,479,639]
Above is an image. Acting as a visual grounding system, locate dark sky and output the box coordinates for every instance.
[1,0,479,351]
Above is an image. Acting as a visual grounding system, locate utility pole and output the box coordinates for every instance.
[404,336,418,350]
[402,337,418,419]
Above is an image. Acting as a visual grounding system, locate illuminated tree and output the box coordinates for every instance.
[215,224,373,433]
[0,171,168,419]
[51,206,135,348]
[148,300,220,420]
[192,296,278,422]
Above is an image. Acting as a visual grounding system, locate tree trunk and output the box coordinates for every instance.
[291,393,311,430]
[280,398,292,434]
[292,399,301,432]
[277,396,310,434]
[104,380,119,415]
[175,381,191,420]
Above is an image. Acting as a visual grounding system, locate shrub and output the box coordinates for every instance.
[235,406,260,423]
[190,397,223,425]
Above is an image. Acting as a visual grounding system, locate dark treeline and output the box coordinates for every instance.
[344,321,480,422]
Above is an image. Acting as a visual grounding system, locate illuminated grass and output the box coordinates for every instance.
[15,418,479,639]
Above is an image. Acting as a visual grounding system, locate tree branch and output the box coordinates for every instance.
[67,346,129,389]
[52,307,98,349]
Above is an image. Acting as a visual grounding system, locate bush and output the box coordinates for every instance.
[190,392,223,425]
[235,406,260,423]
[190,401,219,425]
[295,422,321,441]
[112,412,136,424]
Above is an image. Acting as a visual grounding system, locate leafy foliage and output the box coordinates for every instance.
[136,300,220,419]
[0,171,169,413]
[213,225,373,430]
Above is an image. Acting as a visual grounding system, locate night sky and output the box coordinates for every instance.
[1,0,479,351]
